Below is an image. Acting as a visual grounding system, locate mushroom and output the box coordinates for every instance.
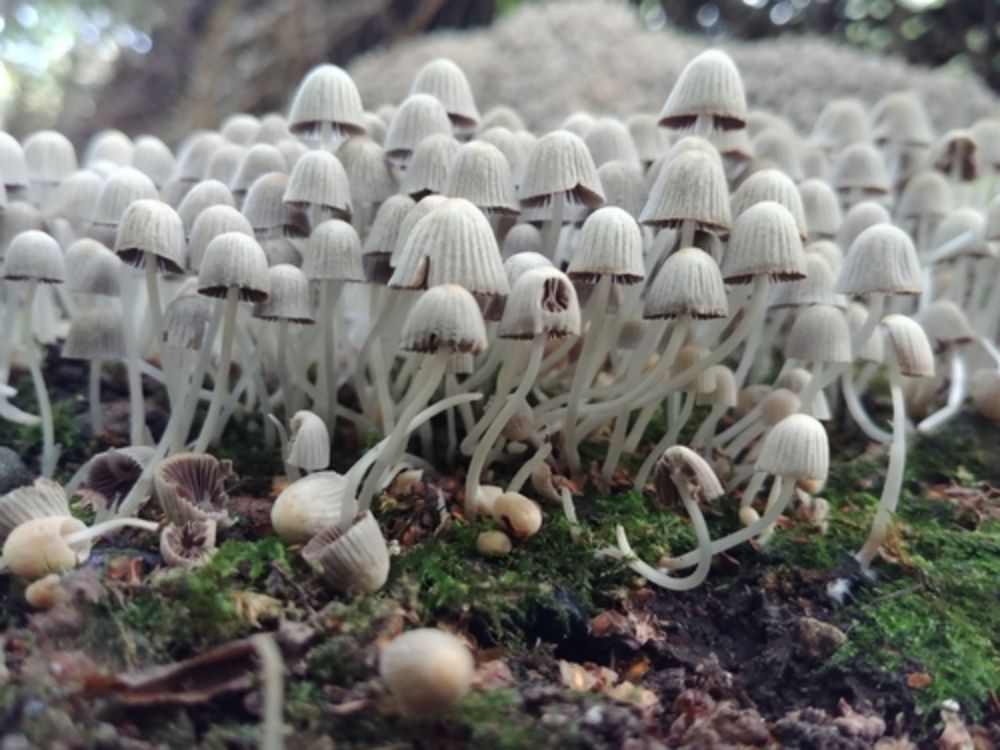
[379,628,475,716]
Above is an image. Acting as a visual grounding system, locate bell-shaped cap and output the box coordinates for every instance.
[930,130,979,182]
[502,224,543,259]
[176,179,236,235]
[871,92,933,147]
[498,266,580,340]
[153,452,235,527]
[809,99,871,153]
[65,238,122,297]
[44,170,104,228]
[697,364,737,408]
[597,160,647,220]
[221,113,260,145]
[286,410,330,471]
[187,204,254,272]
[627,113,670,166]
[658,49,747,131]
[401,134,460,199]
[930,207,990,262]
[283,150,352,220]
[410,58,480,131]
[645,247,727,319]
[174,132,224,183]
[303,219,364,282]
[919,299,974,350]
[23,130,78,185]
[389,195,449,267]
[584,118,640,169]
[446,141,518,215]
[302,511,389,594]
[385,94,453,166]
[115,199,186,273]
[62,307,125,361]
[84,130,133,168]
[480,105,526,133]
[3,230,65,283]
[655,445,724,505]
[831,143,890,196]
[731,168,807,240]
[230,144,287,198]
[896,171,952,222]
[337,137,397,206]
[198,231,270,302]
[205,144,246,185]
[798,179,841,240]
[131,135,176,188]
[640,146,729,231]
[881,314,935,378]
[518,130,604,208]
[835,224,922,296]
[243,173,308,240]
[751,128,802,182]
[287,64,367,139]
[785,304,852,364]
[0,132,28,190]
[567,206,644,284]
[770,252,835,308]
[837,200,891,251]
[722,201,805,284]
[755,413,829,483]
[90,167,158,233]
[254,264,314,323]
[400,284,488,354]
[362,194,415,284]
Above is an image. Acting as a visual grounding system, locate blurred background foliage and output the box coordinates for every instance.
[0,0,996,139]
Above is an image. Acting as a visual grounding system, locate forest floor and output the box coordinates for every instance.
[0,354,997,749]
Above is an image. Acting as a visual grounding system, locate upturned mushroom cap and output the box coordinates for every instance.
[640,147,730,231]
[198,232,270,302]
[23,130,78,185]
[85,446,155,509]
[153,452,235,526]
[567,206,644,284]
[379,628,475,716]
[446,140,519,215]
[187,204,254,272]
[798,179,842,240]
[731,168,807,240]
[835,224,922,296]
[502,224,543,259]
[3,230,65,283]
[596,160,647,219]
[785,305,852,364]
[645,247,727,319]
[0,478,70,535]
[286,410,331,471]
[389,198,508,297]
[518,130,604,208]
[658,49,747,131]
[302,511,389,593]
[755,413,829,486]
[881,314,935,378]
[401,133,460,199]
[498,266,580,340]
[271,471,355,544]
[160,520,217,568]
[400,284,488,354]
[254,264,314,323]
[411,58,480,131]
[722,201,805,284]
[2,516,90,580]
[385,94,453,165]
[114,199,186,273]
[287,64,366,139]
[655,445,724,506]
[62,307,126,361]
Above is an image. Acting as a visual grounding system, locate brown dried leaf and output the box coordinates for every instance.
[602,680,661,721]
[906,672,933,689]
[230,591,282,627]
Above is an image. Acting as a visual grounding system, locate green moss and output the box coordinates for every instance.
[449,688,576,750]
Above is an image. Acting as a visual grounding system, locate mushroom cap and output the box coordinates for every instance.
[502,223,543,259]
[243,172,308,240]
[881,314,935,378]
[971,370,1000,421]
[336,137,398,206]
[751,128,803,183]
[153,452,235,527]
[831,143,890,195]
[809,98,871,153]
[411,58,480,131]
[163,284,217,350]
[84,129,134,168]
[205,143,247,185]
[160,520,218,568]
[655,445,724,506]
[43,169,104,227]
[785,304,852,364]
[385,94,453,164]
[836,200,891,251]
[174,132,225,182]
[446,140,519,215]
[379,628,475,716]
[798,179,842,239]
[627,113,671,165]
[85,446,155,510]
[3,230,65,283]
[918,299,974,349]
[722,201,805,284]
[64,238,121,297]
[871,91,933,147]
[62,306,126,361]
[584,118,640,169]
[896,171,953,222]
[835,224,922,296]
[2,516,89,580]
[272,471,354,544]
[498,266,580,340]
[401,133,460,199]
[302,511,389,593]
[696,364,737,408]
[640,146,730,231]
[0,131,29,188]
[567,206,644,284]
[283,150,352,220]
[23,130,78,184]
[846,302,884,363]
[731,168,807,240]
[221,113,261,145]
[658,49,747,130]
[230,144,287,197]
[518,130,604,208]
[0,478,70,536]
[187,204,254,272]
[400,284,488,354]
[770,252,835,309]
[176,179,236,234]
[491,492,543,539]
[254,264,314,323]
[303,218,365,283]
[287,64,367,138]
[645,247,727,320]
[755,413,829,484]
[596,160,647,220]
[115,199,187,273]
[132,135,176,188]
[362,194,416,283]
[286,410,331,471]
[198,231,270,302]
[760,388,801,427]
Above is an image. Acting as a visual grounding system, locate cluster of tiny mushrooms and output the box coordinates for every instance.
[0,47,998,725]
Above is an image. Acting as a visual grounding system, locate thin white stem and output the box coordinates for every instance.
[917,349,966,434]
[251,634,286,750]
[193,288,240,453]
[842,365,892,443]
[632,390,695,490]
[507,441,552,494]
[62,517,160,547]
[88,359,103,437]
[119,268,149,445]
[542,192,565,260]
[21,281,58,477]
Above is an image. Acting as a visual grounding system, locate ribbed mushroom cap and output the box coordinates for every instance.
[205,144,246,185]
[645,247,727,319]
[23,131,78,185]
[809,99,871,153]
[129,134,176,186]
[798,179,842,239]
[254,264,314,323]
[401,284,488,354]
[63,307,125,361]
[655,444,724,505]
[640,147,730,231]
[114,199,186,273]
[390,198,508,297]
[480,105,525,133]
[385,94,453,166]
[401,134,460,199]
[478,126,529,183]
[198,231,270,302]
[659,49,747,131]
[760,388,801,427]
[65,239,122,297]
[3,230,65,283]
[627,113,670,165]
[153,452,235,527]
[799,143,830,181]
[174,132,225,183]
[303,219,364,283]
[446,140,519,215]
[807,240,844,275]
[836,224,922,296]
[881,314,935,378]
[896,171,953,222]
[176,179,236,236]
[221,113,260,145]
[930,207,990,261]
[0,132,28,190]
[722,201,805,284]
[411,58,480,131]
[751,129,802,182]
[836,200,891,251]
[831,143,890,196]
[755,413,829,484]
[89,167,158,233]
[871,92,934,147]
[379,627,474,717]
[696,364,737,408]
[84,446,154,511]
[502,223,543,259]
[336,137,397,206]
[930,129,979,182]
[187,205,254,272]
[271,471,353,544]
[785,304,852,364]
[918,299,974,350]
[243,172,307,240]
[44,170,104,227]
[160,520,217,568]
[84,130,133,168]
[256,113,293,145]
[288,64,366,139]
[0,478,70,536]
[263,237,301,267]
[230,144,287,198]
[279,140,308,169]
[846,302,884,363]
[302,511,389,594]
[518,130,604,208]
[770,252,835,309]
[568,206,644,285]
[359,195,414,284]
[561,112,595,138]
[732,168,807,240]
[286,410,330,471]
[584,118,640,169]
[1,202,44,257]
[498,266,580,340]
[389,195,448,267]
[163,286,215,350]
[596,160,647,220]
[283,150,351,220]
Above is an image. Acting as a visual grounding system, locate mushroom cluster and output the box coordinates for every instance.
[1,42,997,599]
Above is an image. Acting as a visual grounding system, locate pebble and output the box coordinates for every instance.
[0,447,32,496]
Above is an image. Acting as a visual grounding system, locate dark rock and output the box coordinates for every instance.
[0,447,33,495]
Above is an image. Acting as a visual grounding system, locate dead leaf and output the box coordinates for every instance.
[602,680,660,720]
[230,591,282,627]
[906,672,932,689]
[624,656,650,682]
[558,660,617,693]
[472,659,516,689]
[589,610,631,639]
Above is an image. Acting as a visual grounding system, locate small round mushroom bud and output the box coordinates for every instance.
[230,144,286,204]
[379,628,475,717]
[271,471,354,544]
[24,573,67,609]
[88,167,158,244]
[280,138,310,171]
[477,530,512,558]
[160,520,217,568]
[302,511,390,593]
[243,172,308,240]
[491,491,542,539]
[658,49,747,136]
[798,179,841,241]
[411,58,480,133]
[286,410,330,472]
[809,99,871,154]
[731,168,807,240]
[446,140,519,216]
[761,388,802,427]
[153,452,235,527]
[176,179,236,235]
[283,150,352,226]
[288,64,366,145]
[830,144,890,208]
[131,135,176,188]
[735,384,770,419]
[596,160,647,220]
[971,370,1000,421]
[0,478,70,536]
[400,133,460,200]
[188,204,254,272]
[2,516,89,579]
[385,94,453,168]
[786,304,853,371]
[23,131,78,204]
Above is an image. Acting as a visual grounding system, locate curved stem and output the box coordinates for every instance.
[632,391,694,490]
[21,281,58,477]
[62,517,160,547]
[690,403,727,452]
[507,441,552,494]
[461,341,519,455]
[193,287,240,452]
[917,349,965,434]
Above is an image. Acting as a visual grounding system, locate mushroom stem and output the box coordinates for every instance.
[118,267,149,445]
[194,286,240,452]
[842,364,892,443]
[917,348,965,433]
[856,351,907,568]
[465,338,545,520]
[251,634,286,750]
[144,253,178,407]
[319,279,343,435]
[88,359,103,437]
[20,281,58,477]
[62,517,160,547]
[507,441,553,494]
[632,390,695,490]
[355,290,403,427]
[542,191,565,260]
[461,341,519,455]
[690,403,728,453]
